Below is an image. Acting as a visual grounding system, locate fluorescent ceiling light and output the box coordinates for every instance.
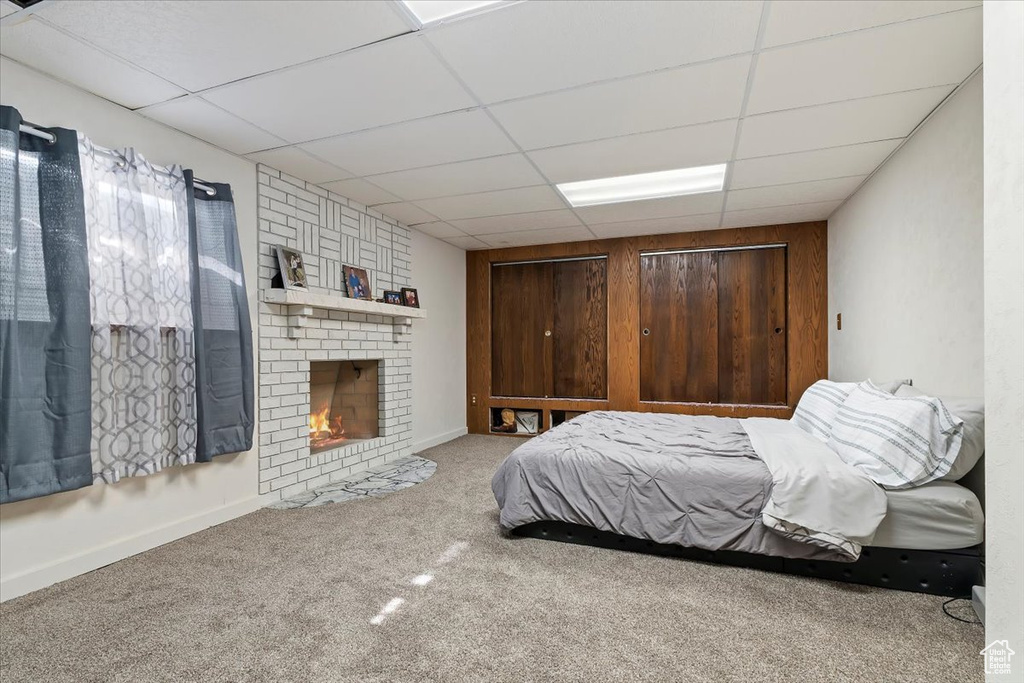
[557,164,728,208]
[400,1,505,26]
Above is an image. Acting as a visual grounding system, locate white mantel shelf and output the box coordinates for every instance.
[261,288,425,338]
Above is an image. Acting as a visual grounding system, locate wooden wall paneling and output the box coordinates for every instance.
[465,221,827,433]
[786,223,828,406]
[640,251,719,402]
[552,258,608,398]
[608,238,640,410]
[466,250,492,433]
[716,247,787,405]
[490,261,554,397]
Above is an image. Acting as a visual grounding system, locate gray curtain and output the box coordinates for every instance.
[0,106,92,503]
[185,171,253,460]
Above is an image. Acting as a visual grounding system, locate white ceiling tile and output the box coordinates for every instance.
[138,97,285,154]
[301,110,516,176]
[1,1,21,18]
[39,0,410,91]
[411,222,468,240]
[443,235,489,250]
[722,200,842,228]
[763,1,979,48]
[320,178,400,207]
[749,9,981,115]
[0,18,186,109]
[367,154,544,200]
[414,186,566,221]
[203,35,474,143]
[729,140,900,189]
[587,214,723,239]
[489,56,750,150]
[737,86,953,159]
[477,226,596,248]
[370,202,438,226]
[725,176,865,211]
[247,147,351,184]
[450,209,584,236]
[575,192,725,225]
[427,0,762,103]
[528,120,737,184]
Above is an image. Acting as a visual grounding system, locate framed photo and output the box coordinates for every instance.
[401,287,420,308]
[342,265,371,300]
[383,290,403,305]
[275,246,307,289]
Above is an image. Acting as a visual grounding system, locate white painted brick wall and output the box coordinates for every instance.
[256,164,414,502]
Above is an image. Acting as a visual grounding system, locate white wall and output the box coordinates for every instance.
[0,58,261,601]
[983,1,1024,675]
[410,230,467,452]
[828,73,983,397]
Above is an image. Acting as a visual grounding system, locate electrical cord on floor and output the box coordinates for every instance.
[942,597,982,624]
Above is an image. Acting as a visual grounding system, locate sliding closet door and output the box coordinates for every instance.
[717,248,787,405]
[639,246,787,405]
[639,252,719,403]
[553,259,607,399]
[491,262,553,397]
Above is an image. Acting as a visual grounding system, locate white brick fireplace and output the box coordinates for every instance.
[255,165,419,502]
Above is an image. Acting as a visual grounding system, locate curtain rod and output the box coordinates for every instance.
[17,121,218,196]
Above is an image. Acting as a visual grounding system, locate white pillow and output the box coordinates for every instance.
[895,384,984,481]
[791,380,857,442]
[828,381,964,489]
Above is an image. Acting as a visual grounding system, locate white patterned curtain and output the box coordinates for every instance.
[78,137,197,483]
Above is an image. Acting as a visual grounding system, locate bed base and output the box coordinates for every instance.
[512,521,981,597]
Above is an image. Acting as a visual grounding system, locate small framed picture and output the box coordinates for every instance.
[383,290,403,305]
[275,246,307,289]
[342,265,371,300]
[401,287,420,308]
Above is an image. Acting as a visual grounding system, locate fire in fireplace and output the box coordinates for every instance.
[308,360,380,454]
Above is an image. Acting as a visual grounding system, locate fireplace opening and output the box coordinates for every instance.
[309,360,380,454]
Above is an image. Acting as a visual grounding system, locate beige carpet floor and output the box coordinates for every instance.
[0,435,983,683]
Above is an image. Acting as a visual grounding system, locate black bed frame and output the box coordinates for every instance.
[512,521,982,597]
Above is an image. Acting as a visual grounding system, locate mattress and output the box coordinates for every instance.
[872,481,984,550]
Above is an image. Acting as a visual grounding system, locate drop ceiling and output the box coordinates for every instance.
[0,0,982,250]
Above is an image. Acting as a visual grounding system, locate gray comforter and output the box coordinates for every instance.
[492,411,856,561]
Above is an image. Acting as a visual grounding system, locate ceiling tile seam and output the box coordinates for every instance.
[142,96,292,155]
[826,63,982,220]
[470,50,756,110]
[744,81,968,119]
[13,14,191,102]
[145,25,421,104]
[719,0,774,228]
[247,103,483,155]
[727,172,869,194]
[723,198,844,215]
[373,182,552,205]
[246,77,959,165]
[759,4,982,53]
[0,0,57,28]
[733,137,905,163]
[358,152,522,180]
[416,33,597,239]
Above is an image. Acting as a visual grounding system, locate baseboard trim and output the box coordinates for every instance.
[413,427,468,454]
[0,496,262,602]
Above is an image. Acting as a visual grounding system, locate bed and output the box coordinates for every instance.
[492,404,984,596]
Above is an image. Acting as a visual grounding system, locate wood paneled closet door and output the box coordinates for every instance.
[553,259,608,399]
[491,261,553,397]
[491,258,608,399]
[639,247,786,405]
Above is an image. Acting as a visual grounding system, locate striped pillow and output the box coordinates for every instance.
[827,381,964,489]
[791,380,857,442]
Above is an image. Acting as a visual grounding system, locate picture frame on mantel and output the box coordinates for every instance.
[343,265,372,300]
[273,245,307,290]
[401,287,420,308]
[383,290,403,305]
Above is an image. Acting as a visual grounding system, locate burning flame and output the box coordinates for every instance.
[309,404,344,442]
